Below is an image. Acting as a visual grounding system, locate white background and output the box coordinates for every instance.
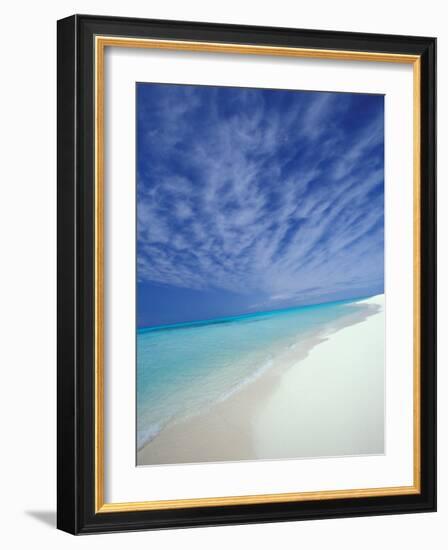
[105,48,414,502]
[0,1,443,548]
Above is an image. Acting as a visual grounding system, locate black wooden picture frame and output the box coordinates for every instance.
[57,14,436,534]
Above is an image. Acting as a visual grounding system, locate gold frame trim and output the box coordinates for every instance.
[94,36,422,513]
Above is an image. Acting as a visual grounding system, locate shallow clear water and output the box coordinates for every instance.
[137,298,369,450]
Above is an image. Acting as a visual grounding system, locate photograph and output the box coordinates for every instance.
[0,1,441,546]
[55,13,436,534]
[136,83,386,466]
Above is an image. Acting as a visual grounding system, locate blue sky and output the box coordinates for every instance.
[136,83,384,328]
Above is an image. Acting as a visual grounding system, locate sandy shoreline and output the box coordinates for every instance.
[137,295,384,466]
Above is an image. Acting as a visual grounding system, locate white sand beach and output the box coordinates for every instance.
[254,294,384,459]
[137,295,384,466]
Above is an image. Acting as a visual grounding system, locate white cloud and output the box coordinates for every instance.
[136,84,384,306]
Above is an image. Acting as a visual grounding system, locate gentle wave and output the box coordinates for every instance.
[137,357,277,450]
[137,423,163,451]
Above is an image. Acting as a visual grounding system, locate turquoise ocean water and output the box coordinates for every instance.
[137,298,370,450]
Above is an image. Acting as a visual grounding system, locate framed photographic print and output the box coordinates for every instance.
[57,14,436,534]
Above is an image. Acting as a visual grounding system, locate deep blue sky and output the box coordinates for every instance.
[136,83,384,328]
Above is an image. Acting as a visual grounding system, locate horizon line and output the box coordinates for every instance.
[137,291,383,333]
